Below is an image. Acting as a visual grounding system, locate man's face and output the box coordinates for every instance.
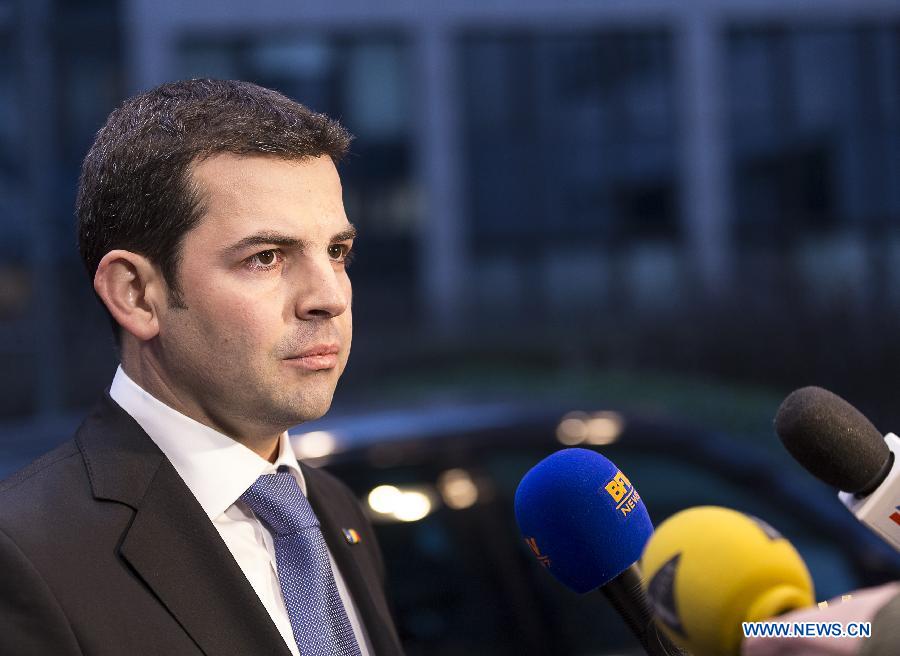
[150,153,354,439]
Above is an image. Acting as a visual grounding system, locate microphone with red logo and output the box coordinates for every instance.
[514,448,686,656]
[775,386,900,552]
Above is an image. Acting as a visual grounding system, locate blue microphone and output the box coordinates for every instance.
[515,448,684,656]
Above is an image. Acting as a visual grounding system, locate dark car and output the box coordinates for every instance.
[292,401,900,656]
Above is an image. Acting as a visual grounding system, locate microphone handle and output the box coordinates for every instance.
[601,565,690,656]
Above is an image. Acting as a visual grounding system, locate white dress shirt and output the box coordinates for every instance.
[109,366,372,656]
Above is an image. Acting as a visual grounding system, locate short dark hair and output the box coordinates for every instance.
[77,78,352,321]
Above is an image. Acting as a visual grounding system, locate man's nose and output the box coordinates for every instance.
[292,256,350,320]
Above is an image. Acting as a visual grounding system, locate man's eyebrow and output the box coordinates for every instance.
[332,225,357,242]
[223,224,356,256]
[223,232,304,256]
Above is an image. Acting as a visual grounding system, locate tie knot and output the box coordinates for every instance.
[240,471,319,535]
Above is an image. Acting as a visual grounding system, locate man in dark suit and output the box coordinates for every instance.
[0,79,405,655]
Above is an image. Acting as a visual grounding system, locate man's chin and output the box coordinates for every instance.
[284,391,336,426]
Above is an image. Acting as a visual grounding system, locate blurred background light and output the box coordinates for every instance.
[437,468,479,509]
[391,490,433,522]
[367,484,403,514]
[367,484,436,522]
[292,430,338,459]
[556,412,590,445]
[556,410,625,446]
[585,412,624,445]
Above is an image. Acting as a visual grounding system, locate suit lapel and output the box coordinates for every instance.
[77,396,292,656]
[302,464,405,656]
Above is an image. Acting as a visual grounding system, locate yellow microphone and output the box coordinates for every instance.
[640,506,815,656]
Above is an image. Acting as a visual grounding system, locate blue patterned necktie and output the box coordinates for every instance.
[240,469,363,656]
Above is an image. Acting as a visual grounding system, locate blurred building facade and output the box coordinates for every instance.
[3,0,900,424]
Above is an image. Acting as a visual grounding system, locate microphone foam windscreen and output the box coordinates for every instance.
[514,448,653,594]
[775,386,889,493]
[641,506,814,656]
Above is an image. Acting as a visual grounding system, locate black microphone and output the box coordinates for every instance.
[775,386,900,551]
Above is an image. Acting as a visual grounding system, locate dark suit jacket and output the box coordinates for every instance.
[0,395,405,656]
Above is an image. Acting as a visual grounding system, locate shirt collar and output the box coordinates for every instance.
[109,365,307,519]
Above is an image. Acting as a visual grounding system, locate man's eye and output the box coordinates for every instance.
[328,244,354,265]
[247,249,281,270]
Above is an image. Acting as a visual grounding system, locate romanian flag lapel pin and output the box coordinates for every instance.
[342,528,361,545]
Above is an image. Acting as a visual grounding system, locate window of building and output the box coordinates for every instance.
[460,30,679,250]
[727,25,900,244]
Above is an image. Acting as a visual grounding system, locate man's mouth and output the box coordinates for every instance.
[283,344,340,371]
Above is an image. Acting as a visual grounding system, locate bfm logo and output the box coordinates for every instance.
[603,470,641,517]
[525,537,551,568]
[890,506,900,528]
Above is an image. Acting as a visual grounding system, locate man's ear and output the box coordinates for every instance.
[93,250,165,341]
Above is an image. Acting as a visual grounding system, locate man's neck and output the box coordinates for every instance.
[119,358,282,463]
